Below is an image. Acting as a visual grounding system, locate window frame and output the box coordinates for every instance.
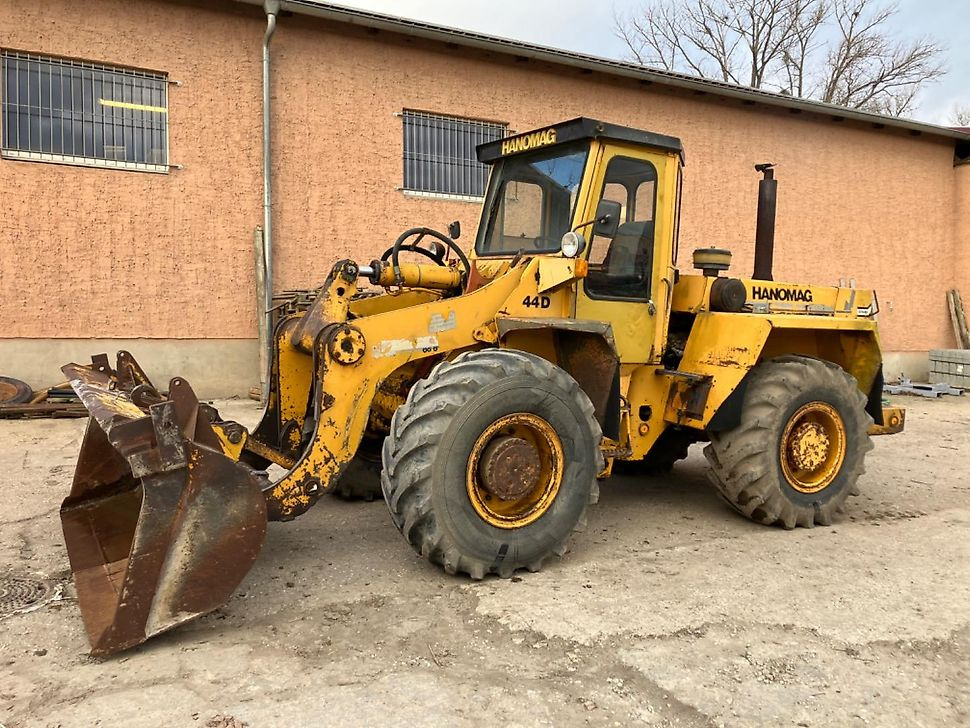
[0,50,170,173]
[475,142,591,257]
[401,110,506,199]
[583,154,660,303]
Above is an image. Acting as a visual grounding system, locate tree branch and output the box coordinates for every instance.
[613,0,945,116]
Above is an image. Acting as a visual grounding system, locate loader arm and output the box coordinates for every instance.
[259,258,538,520]
[56,256,545,655]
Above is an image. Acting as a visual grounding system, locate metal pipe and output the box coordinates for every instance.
[753,163,777,281]
[253,226,268,403]
[261,1,280,396]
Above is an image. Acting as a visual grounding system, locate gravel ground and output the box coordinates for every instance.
[0,394,967,727]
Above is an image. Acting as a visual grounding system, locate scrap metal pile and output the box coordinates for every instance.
[0,376,86,419]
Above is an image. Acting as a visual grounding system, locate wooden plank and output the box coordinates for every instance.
[954,290,970,349]
[948,290,969,350]
[28,388,49,404]
[948,290,962,348]
[0,402,88,419]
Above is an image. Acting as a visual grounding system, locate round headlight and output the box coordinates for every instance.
[560,231,585,258]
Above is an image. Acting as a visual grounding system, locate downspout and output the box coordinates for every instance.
[261,0,280,401]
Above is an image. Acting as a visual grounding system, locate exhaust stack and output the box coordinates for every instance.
[754,163,777,281]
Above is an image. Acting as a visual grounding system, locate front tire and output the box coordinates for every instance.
[381,350,602,579]
[704,356,873,529]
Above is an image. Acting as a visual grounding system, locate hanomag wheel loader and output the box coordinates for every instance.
[59,118,904,656]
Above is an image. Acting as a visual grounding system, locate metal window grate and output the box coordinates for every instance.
[403,111,505,198]
[1,51,168,172]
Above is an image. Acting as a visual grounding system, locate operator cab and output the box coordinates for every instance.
[475,117,684,305]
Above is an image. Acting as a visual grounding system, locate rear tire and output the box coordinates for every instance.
[381,350,602,579]
[704,356,873,529]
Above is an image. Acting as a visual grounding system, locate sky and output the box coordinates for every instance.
[332,0,968,125]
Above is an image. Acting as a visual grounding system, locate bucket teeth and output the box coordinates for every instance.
[60,352,267,656]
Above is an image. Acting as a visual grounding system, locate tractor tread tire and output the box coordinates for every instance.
[703,355,873,529]
[381,349,602,580]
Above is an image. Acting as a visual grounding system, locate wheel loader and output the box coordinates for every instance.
[58,117,905,656]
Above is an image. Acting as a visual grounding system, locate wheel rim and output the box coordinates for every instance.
[779,401,847,494]
[466,413,564,529]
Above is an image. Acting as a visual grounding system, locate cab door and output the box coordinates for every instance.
[574,143,678,364]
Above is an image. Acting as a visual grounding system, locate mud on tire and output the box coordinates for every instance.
[381,349,602,579]
[704,355,873,529]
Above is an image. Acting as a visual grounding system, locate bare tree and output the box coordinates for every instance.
[950,104,970,127]
[780,0,830,98]
[819,1,945,115]
[615,0,945,116]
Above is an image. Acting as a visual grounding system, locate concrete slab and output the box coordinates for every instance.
[0,395,967,727]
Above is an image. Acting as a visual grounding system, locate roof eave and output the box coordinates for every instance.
[237,0,970,144]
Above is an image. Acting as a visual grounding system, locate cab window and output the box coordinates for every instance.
[478,143,588,255]
[585,156,658,300]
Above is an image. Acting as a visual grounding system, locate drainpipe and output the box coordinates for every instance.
[260,0,280,401]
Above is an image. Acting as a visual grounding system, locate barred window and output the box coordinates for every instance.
[1,51,168,172]
[403,111,505,199]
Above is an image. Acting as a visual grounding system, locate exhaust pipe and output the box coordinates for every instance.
[753,163,777,281]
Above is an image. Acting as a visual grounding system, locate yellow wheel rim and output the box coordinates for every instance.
[779,401,847,494]
[466,413,564,529]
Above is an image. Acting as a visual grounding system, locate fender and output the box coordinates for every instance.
[496,317,621,441]
[668,311,883,429]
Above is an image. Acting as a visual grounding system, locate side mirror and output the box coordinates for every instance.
[592,200,621,238]
[447,220,461,240]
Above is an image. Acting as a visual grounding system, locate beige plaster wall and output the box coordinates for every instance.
[0,0,962,389]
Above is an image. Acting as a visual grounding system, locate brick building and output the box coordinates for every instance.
[1,0,968,394]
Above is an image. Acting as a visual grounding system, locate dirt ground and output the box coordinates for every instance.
[1,394,968,728]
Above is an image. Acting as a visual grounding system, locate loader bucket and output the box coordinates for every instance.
[59,353,267,656]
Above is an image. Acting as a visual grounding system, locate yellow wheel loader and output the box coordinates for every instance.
[59,118,904,656]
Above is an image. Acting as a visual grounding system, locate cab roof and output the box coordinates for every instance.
[476,117,684,165]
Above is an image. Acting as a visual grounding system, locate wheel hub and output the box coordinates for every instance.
[786,422,830,472]
[779,401,847,494]
[466,412,564,529]
[478,436,541,500]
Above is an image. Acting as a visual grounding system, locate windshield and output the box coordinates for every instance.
[476,142,589,256]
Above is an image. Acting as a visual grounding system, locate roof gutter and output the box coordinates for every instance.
[233,0,969,144]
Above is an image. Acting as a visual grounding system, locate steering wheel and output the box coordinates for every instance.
[379,242,444,265]
[381,227,471,288]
